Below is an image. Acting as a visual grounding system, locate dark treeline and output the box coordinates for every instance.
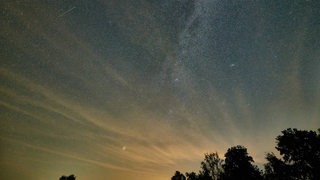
[171,128,320,180]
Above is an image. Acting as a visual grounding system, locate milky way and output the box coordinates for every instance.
[1,1,319,180]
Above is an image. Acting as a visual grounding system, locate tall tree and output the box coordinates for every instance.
[222,145,262,180]
[199,152,223,180]
[264,128,320,180]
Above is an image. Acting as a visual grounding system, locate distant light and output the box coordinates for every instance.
[122,146,126,151]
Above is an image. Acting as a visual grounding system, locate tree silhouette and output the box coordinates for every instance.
[59,174,76,180]
[264,153,292,180]
[172,171,186,180]
[170,128,320,180]
[264,128,320,180]
[222,145,262,180]
[199,152,223,180]
[186,172,199,180]
[59,176,67,180]
[183,146,261,180]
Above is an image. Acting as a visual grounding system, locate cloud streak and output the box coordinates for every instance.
[1,67,223,178]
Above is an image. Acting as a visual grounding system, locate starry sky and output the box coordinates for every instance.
[1,0,320,180]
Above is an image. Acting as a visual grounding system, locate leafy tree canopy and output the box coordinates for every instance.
[222,145,262,180]
[265,128,320,180]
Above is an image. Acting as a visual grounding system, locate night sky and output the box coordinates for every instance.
[1,1,320,180]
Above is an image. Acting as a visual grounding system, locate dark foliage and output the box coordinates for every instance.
[186,172,199,180]
[172,128,320,180]
[172,171,186,180]
[199,152,223,180]
[264,128,320,180]
[174,146,260,180]
[264,153,292,180]
[222,145,262,180]
[59,174,76,180]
